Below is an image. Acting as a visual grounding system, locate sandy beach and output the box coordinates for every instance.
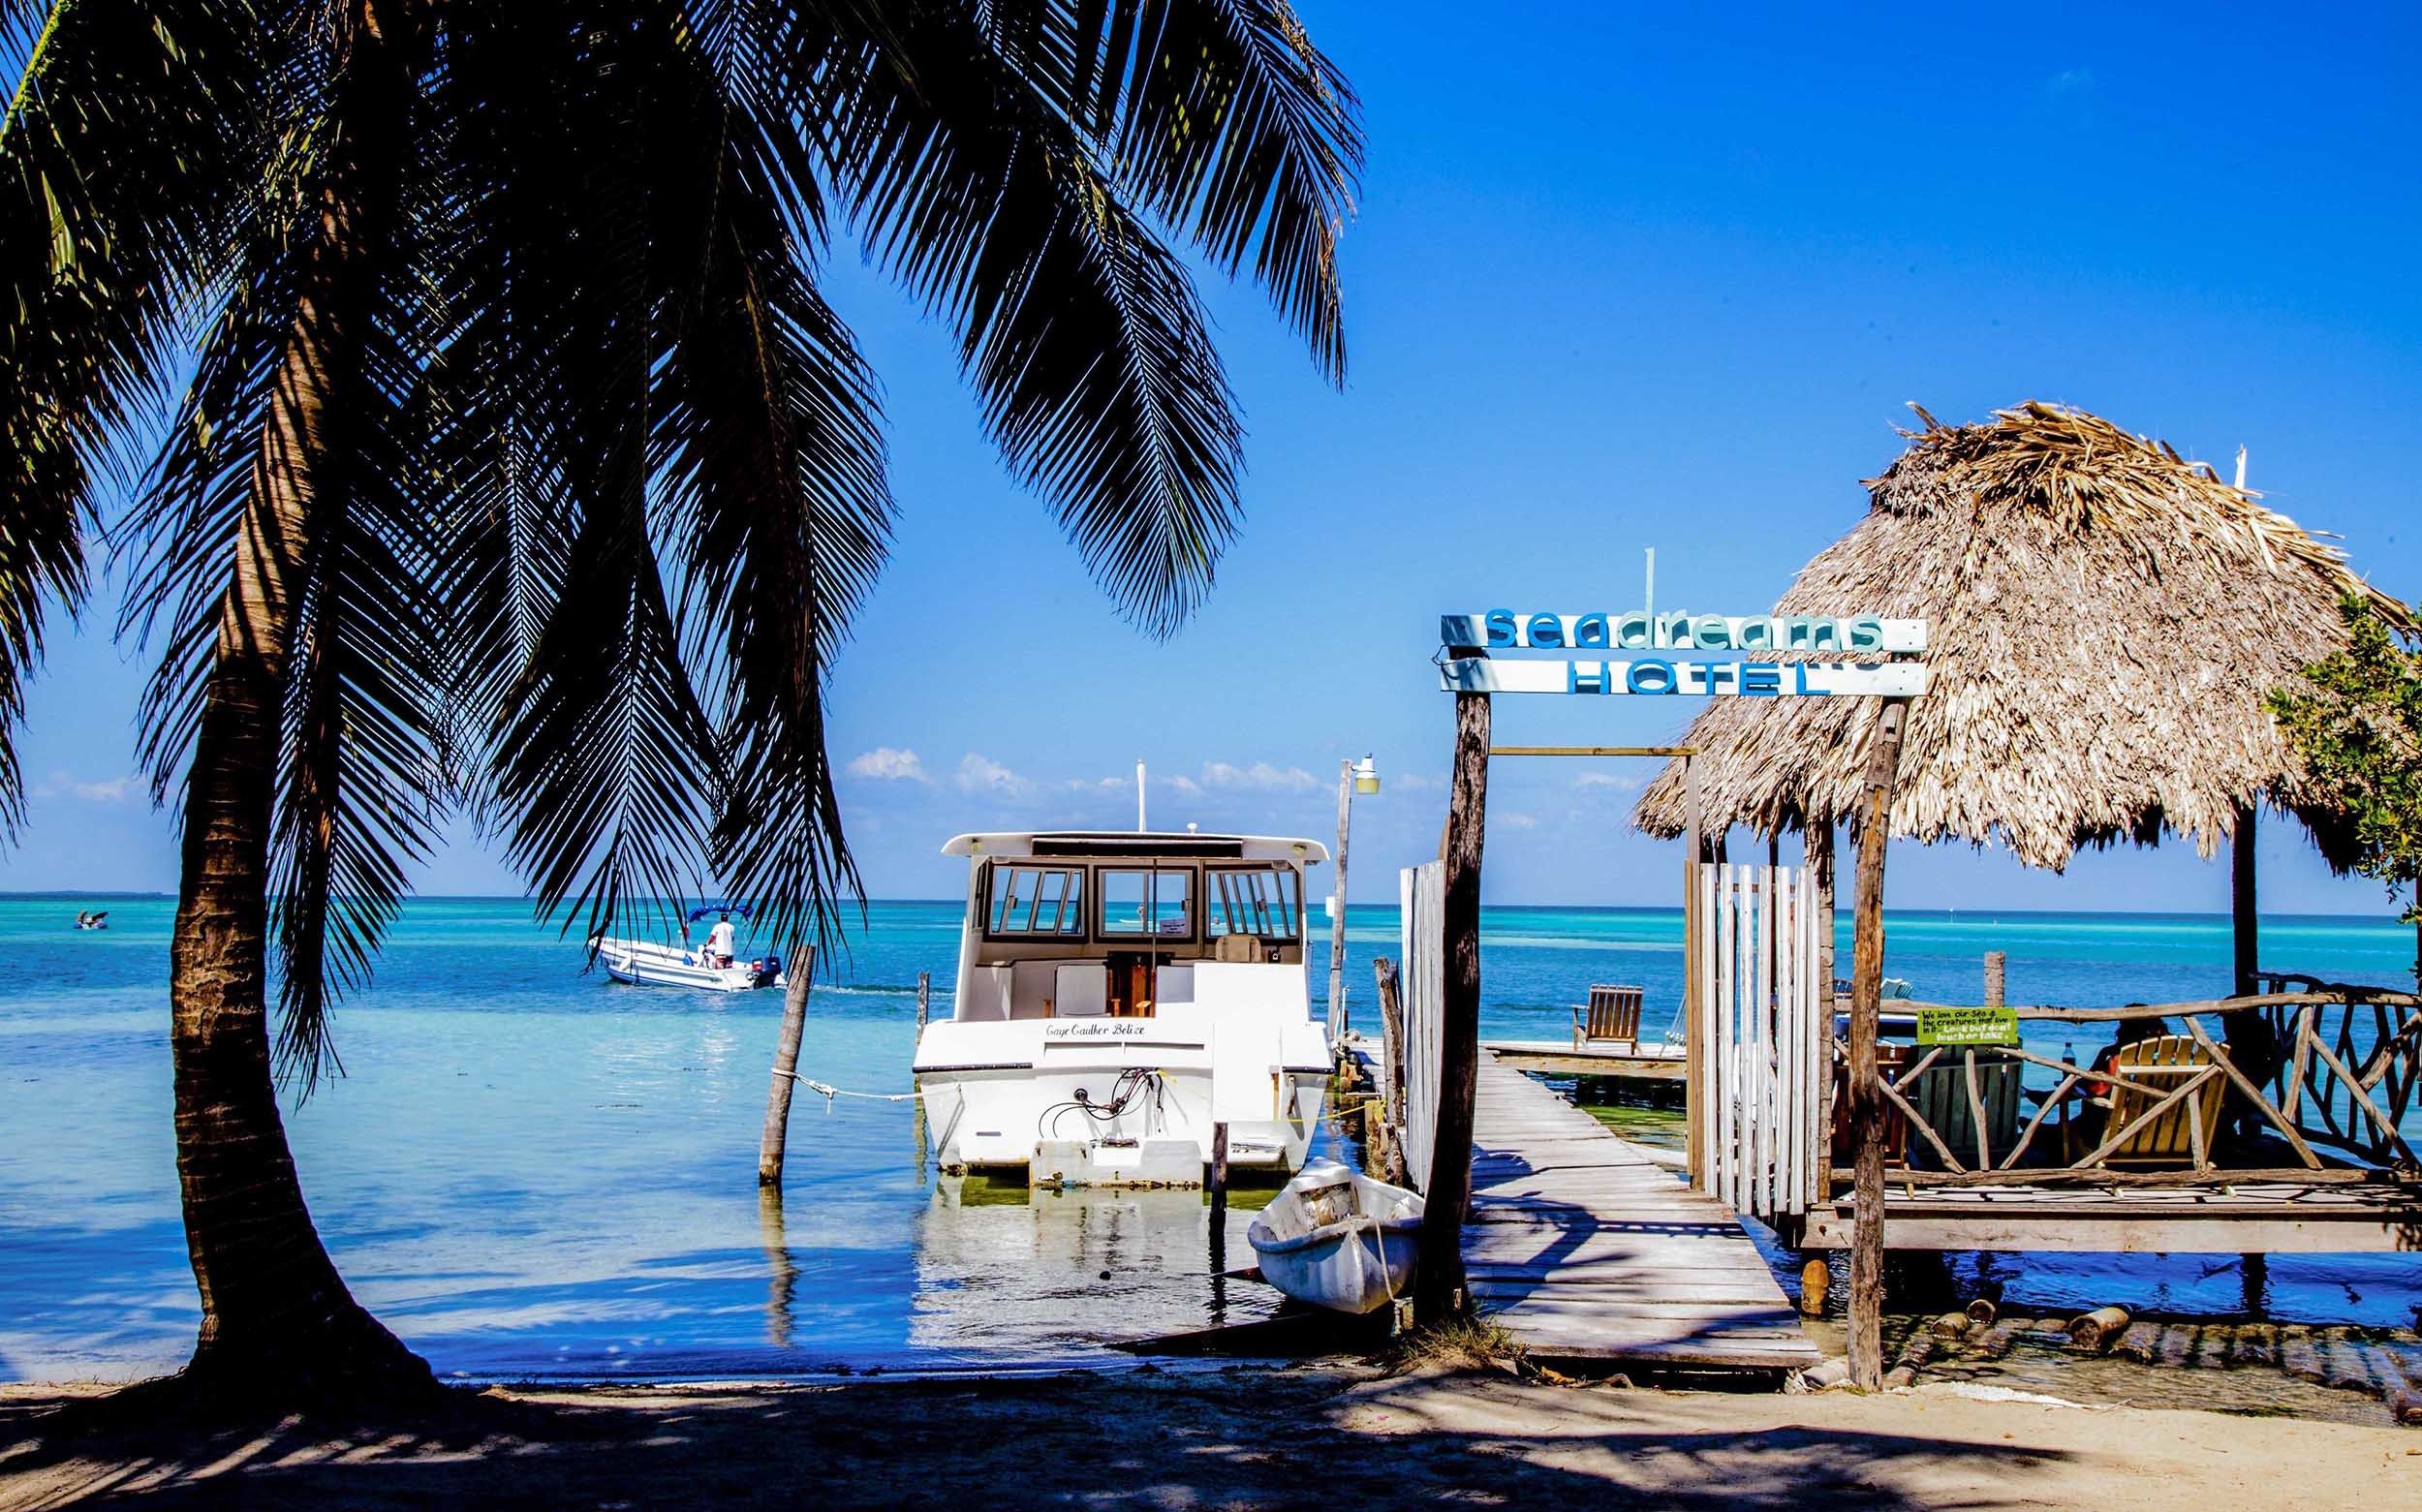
[7,1365,2419,1510]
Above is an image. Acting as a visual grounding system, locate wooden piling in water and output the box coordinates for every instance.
[911,971,932,1185]
[1373,956,1407,1184]
[1983,951,2005,1008]
[757,945,815,1188]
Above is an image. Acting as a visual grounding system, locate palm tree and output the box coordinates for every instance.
[2,0,1358,1403]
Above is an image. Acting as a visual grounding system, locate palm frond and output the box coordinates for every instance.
[442,2,721,944]
[640,15,892,957]
[994,0,1363,384]
[801,6,1246,634]
[1,0,271,834]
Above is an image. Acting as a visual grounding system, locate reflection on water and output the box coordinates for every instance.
[909,1174,1304,1355]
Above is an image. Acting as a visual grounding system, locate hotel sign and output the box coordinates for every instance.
[1441,611,1928,655]
[1438,609,1930,697]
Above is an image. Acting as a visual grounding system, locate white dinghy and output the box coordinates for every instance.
[1245,1158,1422,1314]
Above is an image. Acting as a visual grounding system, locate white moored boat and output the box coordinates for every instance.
[591,903,786,993]
[915,830,1334,1188]
[1246,1158,1423,1314]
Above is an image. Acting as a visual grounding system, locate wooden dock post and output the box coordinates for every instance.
[1328,760,1355,1047]
[1415,680,1490,1325]
[1373,957,1408,1184]
[1683,754,1705,1190]
[1847,698,1910,1389]
[1983,950,2005,1008]
[757,944,815,1188]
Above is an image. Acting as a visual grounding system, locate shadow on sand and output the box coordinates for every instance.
[1,1367,2079,1510]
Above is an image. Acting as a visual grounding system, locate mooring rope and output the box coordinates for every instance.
[770,1068,928,1107]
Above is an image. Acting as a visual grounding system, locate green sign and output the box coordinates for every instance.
[1915,1006,2020,1047]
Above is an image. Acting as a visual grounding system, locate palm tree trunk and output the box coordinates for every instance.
[167,0,433,1402]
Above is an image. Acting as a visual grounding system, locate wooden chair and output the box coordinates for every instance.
[1902,1050,2025,1170]
[2096,1034,2226,1168]
[1571,984,1644,1050]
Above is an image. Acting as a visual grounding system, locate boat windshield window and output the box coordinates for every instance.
[1207,865,1302,940]
[987,864,1087,937]
[1097,867,1195,940]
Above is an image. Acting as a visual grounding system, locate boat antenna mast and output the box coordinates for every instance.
[1135,757,1147,833]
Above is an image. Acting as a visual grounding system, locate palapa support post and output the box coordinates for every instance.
[758,944,816,1188]
[1373,956,1408,1184]
[1848,697,1910,1389]
[2231,801,2259,998]
[1415,676,1490,1325]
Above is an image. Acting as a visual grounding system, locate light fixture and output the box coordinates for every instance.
[1352,754,1381,795]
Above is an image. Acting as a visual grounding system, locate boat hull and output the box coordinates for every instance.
[916,1006,1331,1185]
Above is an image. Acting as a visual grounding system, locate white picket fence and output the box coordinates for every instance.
[1695,861,1828,1221]
[1398,859,1446,1194]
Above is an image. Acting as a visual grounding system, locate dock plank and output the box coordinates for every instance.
[1460,1061,1817,1373]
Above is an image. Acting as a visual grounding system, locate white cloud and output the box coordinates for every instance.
[1200,760,1320,792]
[2045,66,2094,96]
[1500,812,1540,830]
[65,774,140,803]
[846,747,928,782]
[1164,774,1201,794]
[1388,772,1443,793]
[955,753,1031,796]
[1573,771,1644,793]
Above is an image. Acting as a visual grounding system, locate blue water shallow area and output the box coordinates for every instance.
[2,893,2417,1384]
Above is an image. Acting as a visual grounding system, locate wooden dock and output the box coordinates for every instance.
[1481,1039,1684,1080]
[1463,1059,1820,1372]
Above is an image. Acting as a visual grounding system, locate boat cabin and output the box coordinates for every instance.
[944,832,1329,1023]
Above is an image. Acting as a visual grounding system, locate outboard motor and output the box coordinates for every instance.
[751,957,782,988]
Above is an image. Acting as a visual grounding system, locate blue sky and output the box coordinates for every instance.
[9,2,2421,918]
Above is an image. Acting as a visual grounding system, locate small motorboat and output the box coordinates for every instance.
[1245,1158,1422,1314]
[591,902,785,993]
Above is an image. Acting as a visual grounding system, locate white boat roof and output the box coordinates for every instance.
[942,831,1329,864]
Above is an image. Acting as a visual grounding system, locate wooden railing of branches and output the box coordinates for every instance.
[1819,978,2422,1189]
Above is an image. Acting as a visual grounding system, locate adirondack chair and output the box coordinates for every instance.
[2094,1034,2227,1168]
[1902,1050,2025,1171]
[1571,984,1645,1050]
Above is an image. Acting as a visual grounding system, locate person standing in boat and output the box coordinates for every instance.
[705,910,737,969]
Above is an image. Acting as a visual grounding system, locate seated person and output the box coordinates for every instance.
[2065,1011,2168,1149]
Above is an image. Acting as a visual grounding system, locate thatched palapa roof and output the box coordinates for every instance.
[1633,402,2411,869]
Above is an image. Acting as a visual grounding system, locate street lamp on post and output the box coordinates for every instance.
[1327,755,1380,1046]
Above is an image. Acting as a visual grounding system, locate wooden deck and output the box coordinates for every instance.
[1481,1039,1684,1080]
[1464,1059,1820,1372]
[1799,1179,2422,1253]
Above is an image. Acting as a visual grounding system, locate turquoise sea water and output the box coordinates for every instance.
[2,893,2417,1383]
